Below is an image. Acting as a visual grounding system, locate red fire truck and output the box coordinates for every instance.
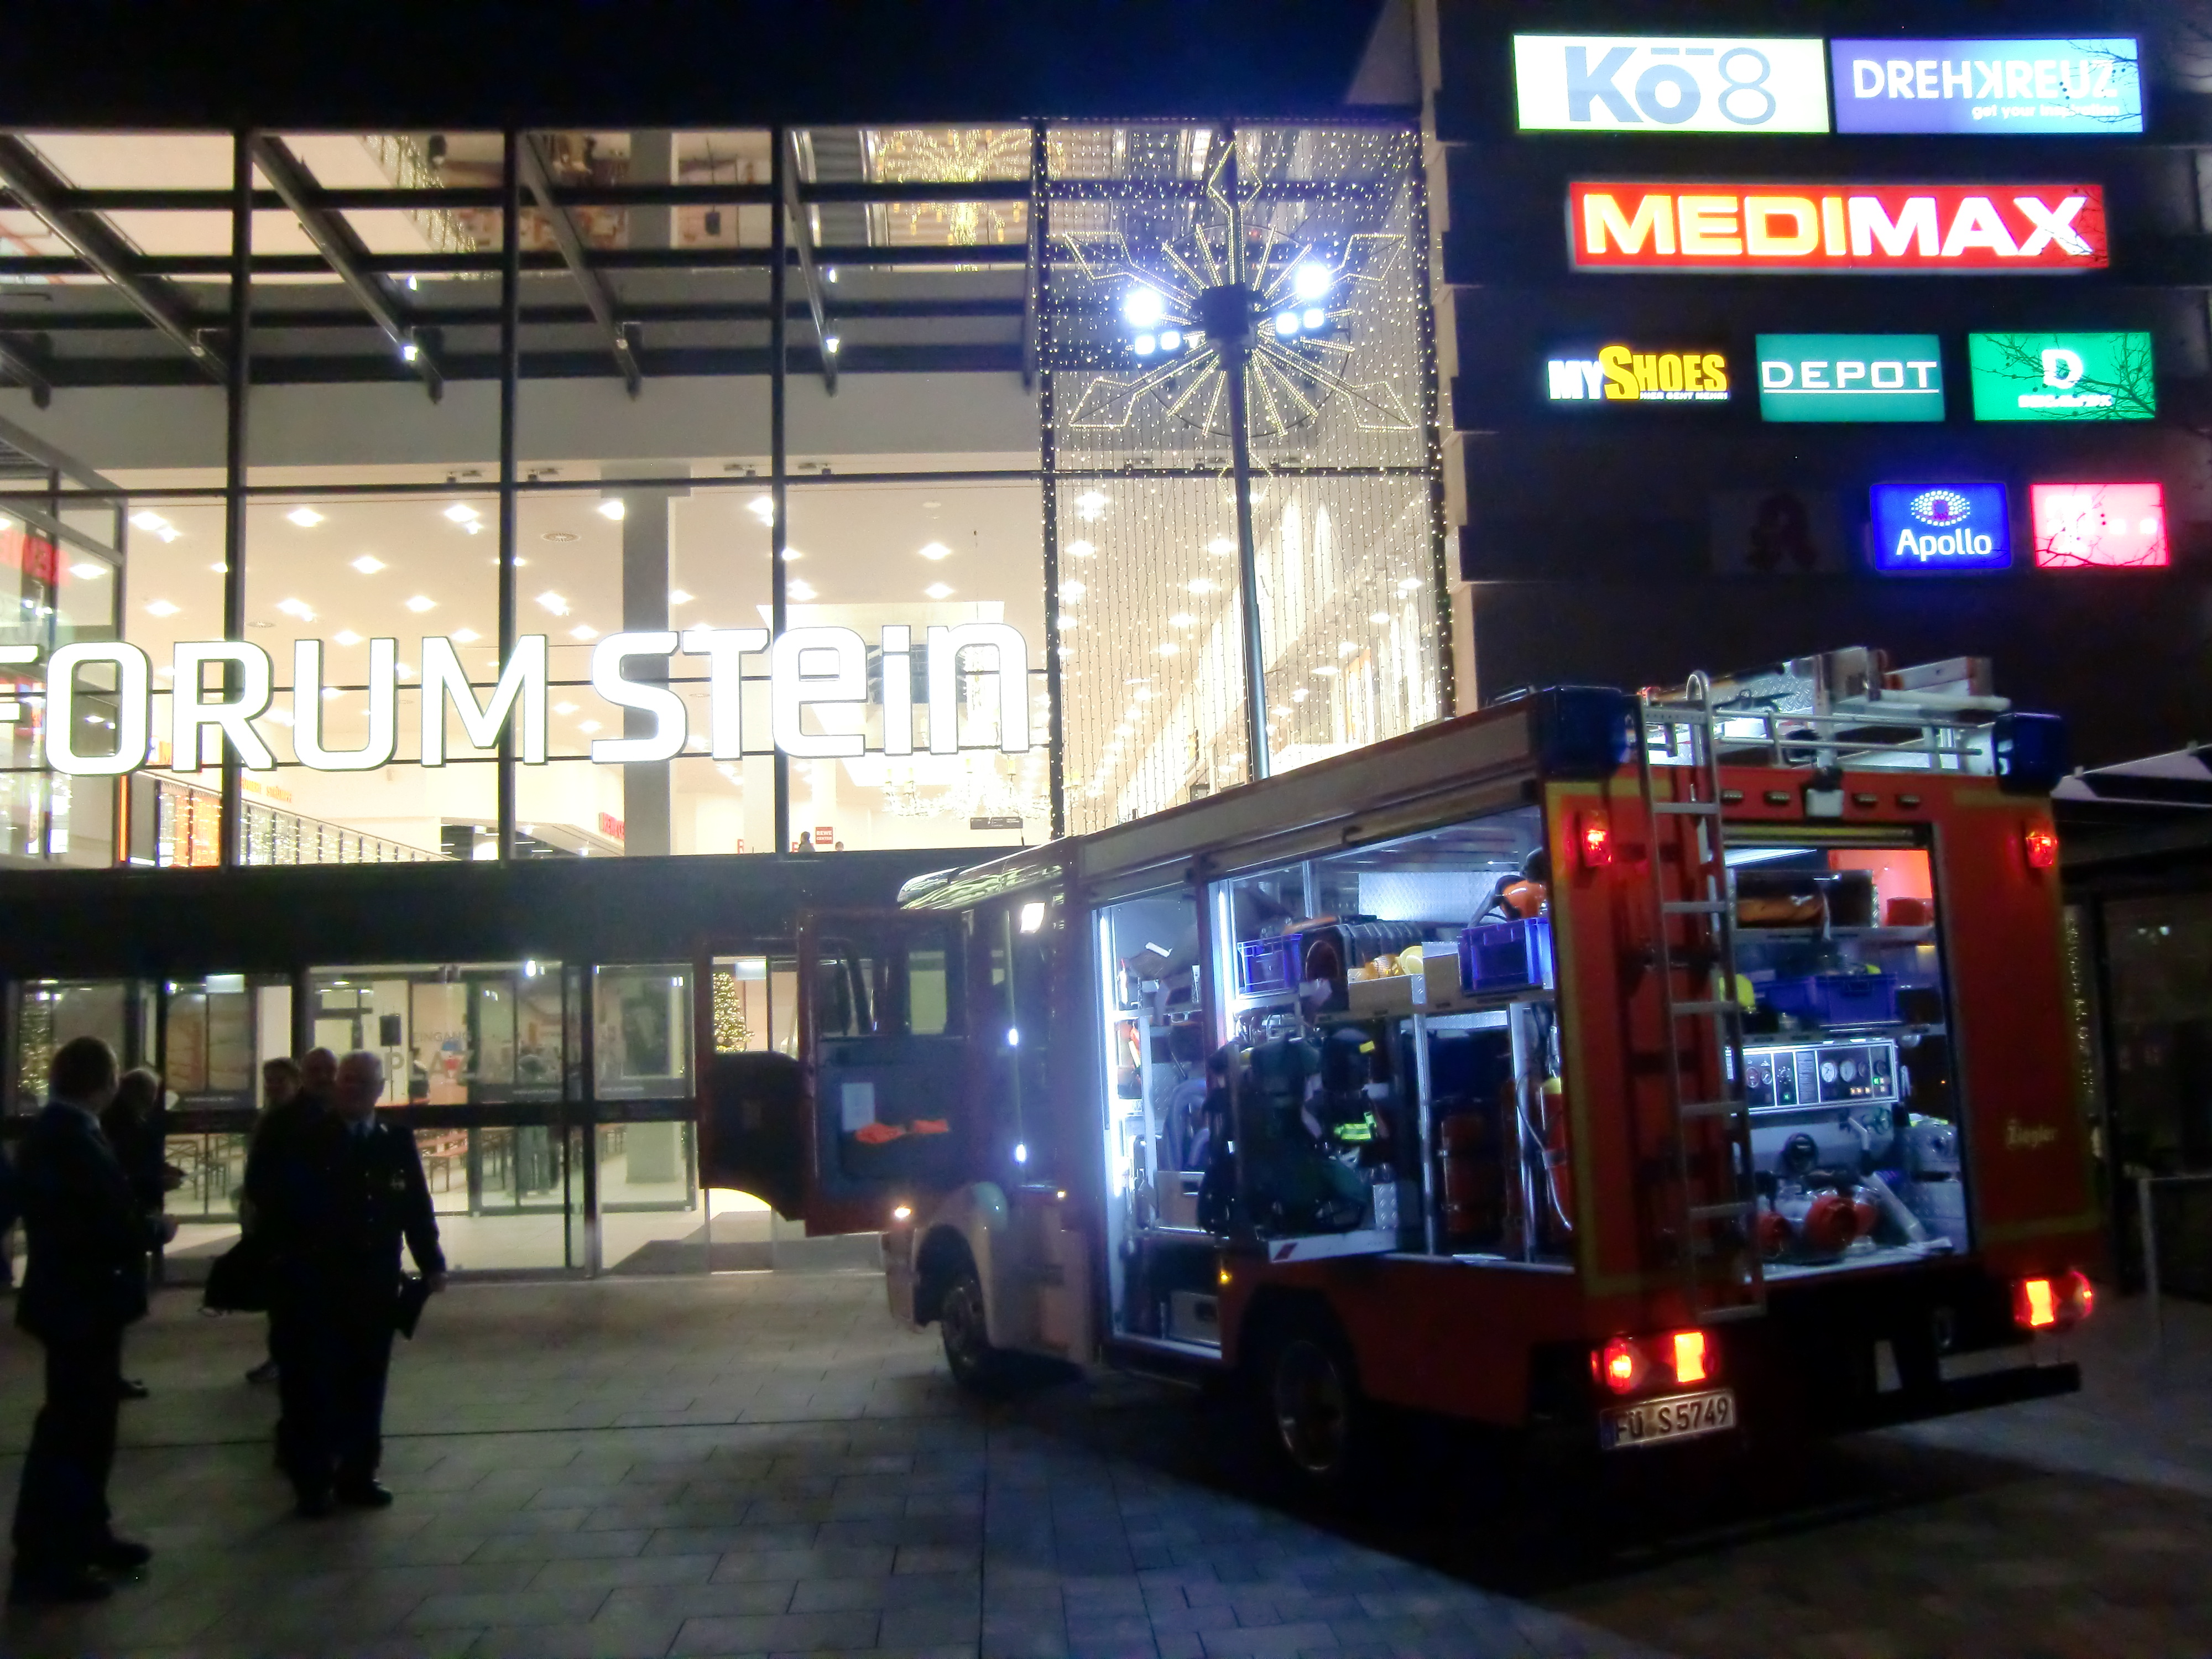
[705,649,2098,1483]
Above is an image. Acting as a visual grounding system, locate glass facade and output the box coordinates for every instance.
[0,119,1443,869]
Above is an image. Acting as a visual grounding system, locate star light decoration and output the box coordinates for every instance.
[1056,223,1418,440]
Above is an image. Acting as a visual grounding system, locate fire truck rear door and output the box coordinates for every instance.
[802,910,969,1235]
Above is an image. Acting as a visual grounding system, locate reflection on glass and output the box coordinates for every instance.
[308,962,565,1105]
[594,964,692,1098]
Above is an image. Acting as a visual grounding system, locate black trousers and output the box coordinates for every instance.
[10,1325,123,1573]
[273,1293,395,1497]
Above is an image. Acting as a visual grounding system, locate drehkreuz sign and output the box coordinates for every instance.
[1567,182,2107,273]
[7,623,1032,778]
[1513,36,1830,133]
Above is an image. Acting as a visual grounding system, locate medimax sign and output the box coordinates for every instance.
[6,624,1032,778]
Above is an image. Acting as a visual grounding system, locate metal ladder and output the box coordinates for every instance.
[1637,673,1766,1324]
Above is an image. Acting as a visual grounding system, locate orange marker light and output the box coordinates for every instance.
[1672,1329,1708,1384]
[2023,825,2058,871]
[2015,1276,2057,1329]
[1579,811,1614,869]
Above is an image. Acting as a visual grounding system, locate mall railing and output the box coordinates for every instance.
[152,776,447,868]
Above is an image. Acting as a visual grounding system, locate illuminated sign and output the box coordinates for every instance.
[1755,335,1944,422]
[15,625,1034,778]
[1546,343,1730,403]
[1968,331,2155,421]
[2031,482,2169,569]
[1514,35,1829,133]
[1870,483,2012,573]
[1568,183,2107,273]
[1833,39,2142,135]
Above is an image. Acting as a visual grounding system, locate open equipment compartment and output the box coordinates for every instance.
[1728,837,1971,1275]
[1206,802,1573,1268]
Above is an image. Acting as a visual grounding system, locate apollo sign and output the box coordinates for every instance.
[7,624,1032,779]
[1568,182,2108,273]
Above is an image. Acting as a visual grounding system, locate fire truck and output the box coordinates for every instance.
[705,649,2098,1483]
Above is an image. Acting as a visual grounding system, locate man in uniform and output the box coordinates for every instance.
[278,1050,445,1515]
[9,1037,176,1604]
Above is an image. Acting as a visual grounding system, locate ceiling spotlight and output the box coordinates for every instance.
[1188,578,1218,594]
[1292,261,1331,302]
[333,630,362,646]
[208,562,228,573]
[1067,540,1095,559]
[129,510,169,532]
[668,588,693,605]
[406,595,437,613]
[748,495,775,523]
[578,719,602,733]
[536,591,570,615]
[569,623,598,640]
[1158,642,1181,656]
[918,542,951,561]
[787,578,817,602]
[1059,580,1087,600]
[287,507,325,528]
[554,701,578,715]
[823,335,840,354]
[322,687,343,700]
[1123,287,1164,328]
[1160,330,1182,351]
[1134,334,1156,357]
[144,599,180,618]
[1207,536,1235,556]
[395,662,415,679]
[924,582,954,599]
[1276,311,1300,336]
[69,562,107,580]
[275,598,315,620]
[444,503,478,524]
[1370,611,1391,624]
[1397,577,1422,593]
[598,499,626,521]
[453,628,481,643]
[1168,612,1195,628]
[351,555,385,575]
[1303,306,1326,330]
[401,342,420,363]
[542,530,577,543]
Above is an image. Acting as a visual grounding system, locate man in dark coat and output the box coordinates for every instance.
[9,1036,175,1605]
[242,1051,328,1388]
[272,1050,445,1515]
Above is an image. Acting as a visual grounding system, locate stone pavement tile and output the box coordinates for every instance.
[599,1579,799,1622]
[644,1524,821,1556]
[667,1609,881,1655]
[465,1614,685,1658]
[472,1526,654,1561]
[533,1553,723,1589]
[1196,1620,1340,1656]
[406,1587,614,1630]
[710,1546,896,1581]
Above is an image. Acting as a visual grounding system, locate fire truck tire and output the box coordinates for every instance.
[1255,1313,1371,1491]
[938,1265,1007,1391]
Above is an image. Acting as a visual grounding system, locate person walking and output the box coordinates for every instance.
[9,1036,175,1606]
[278,1050,445,1515]
[100,1068,182,1402]
[241,1055,309,1387]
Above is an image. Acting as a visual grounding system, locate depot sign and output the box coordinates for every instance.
[1514,36,1829,133]
[1756,335,1944,422]
[1568,183,2107,273]
[1546,343,1731,403]
[7,624,1032,779]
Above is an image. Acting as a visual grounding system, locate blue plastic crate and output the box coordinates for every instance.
[1236,933,1301,998]
[1458,918,1554,996]
[1762,972,1896,1027]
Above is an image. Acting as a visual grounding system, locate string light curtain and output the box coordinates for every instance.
[1042,123,1444,835]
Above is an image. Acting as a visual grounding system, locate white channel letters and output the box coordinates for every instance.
[25,625,1031,778]
[1514,35,1831,133]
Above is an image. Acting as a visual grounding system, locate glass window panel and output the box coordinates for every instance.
[593,963,693,1099]
[306,962,565,1105]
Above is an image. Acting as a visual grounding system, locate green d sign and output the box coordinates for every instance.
[1756,335,1945,422]
[1968,331,2156,421]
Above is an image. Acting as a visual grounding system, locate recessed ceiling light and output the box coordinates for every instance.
[1188,578,1218,594]
[444,503,478,524]
[276,597,315,620]
[554,701,579,715]
[144,599,179,618]
[322,687,343,701]
[1314,665,1340,677]
[287,507,325,528]
[352,555,384,574]
[1369,611,1390,624]
[924,582,954,599]
[685,735,708,752]
[462,520,484,535]
[747,495,774,523]
[542,531,577,543]
[578,719,602,733]
[569,624,598,640]
[536,591,570,615]
[1207,536,1235,556]
[598,499,626,521]
[1168,612,1194,628]
[787,579,817,602]
[1060,580,1086,599]
[1066,540,1095,559]
[452,627,480,644]
[1338,640,1358,656]
[129,510,169,532]
[70,562,107,580]
[333,630,363,646]
[395,662,415,679]
[668,588,693,605]
[1158,642,1181,656]
[1074,491,1107,521]
[208,561,228,573]
[405,595,437,613]
[919,542,951,561]
[1396,577,1421,593]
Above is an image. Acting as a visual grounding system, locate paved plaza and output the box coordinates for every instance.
[1,1269,2209,1659]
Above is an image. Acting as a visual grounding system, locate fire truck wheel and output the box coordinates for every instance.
[938,1265,1005,1391]
[1259,1317,1369,1490]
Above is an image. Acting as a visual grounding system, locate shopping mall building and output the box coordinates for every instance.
[0,0,2199,1275]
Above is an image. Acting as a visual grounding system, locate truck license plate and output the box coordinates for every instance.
[1600,1388,1737,1451]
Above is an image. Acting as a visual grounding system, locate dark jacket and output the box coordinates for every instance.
[243,1091,329,1243]
[14,1100,161,1342]
[100,1100,168,1216]
[290,1113,445,1302]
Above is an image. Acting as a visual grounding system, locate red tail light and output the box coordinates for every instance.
[2013,1269,2095,1332]
[1579,812,1613,869]
[1672,1329,1708,1384]
[2023,824,2058,871]
[1598,1335,1644,1394]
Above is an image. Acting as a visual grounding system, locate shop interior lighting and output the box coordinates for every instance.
[1168,612,1195,628]
[351,555,384,574]
[209,561,229,573]
[276,598,315,620]
[1187,578,1218,594]
[668,589,693,605]
[598,499,626,521]
[1134,335,1156,356]
[451,628,479,644]
[824,336,840,355]
[405,595,437,613]
[535,591,570,615]
[1066,540,1095,559]
[130,510,181,541]
[1291,261,1332,302]
[1207,537,1235,556]
[1276,310,1301,336]
[578,719,601,733]
[1074,491,1107,521]
[286,507,325,527]
[1302,306,1326,331]
[444,504,478,524]
[394,662,414,679]
[333,630,362,646]
[1059,580,1086,599]
[1369,611,1391,624]
[787,578,817,602]
[568,624,598,640]
[919,542,951,561]
[554,701,578,715]
[401,343,420,363]
[924,582,954,599]
[748,495,774,523]
[1123,287,1165,329]
[70,562,107,580]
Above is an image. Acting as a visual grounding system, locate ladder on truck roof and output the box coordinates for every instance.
[1637,671,1765,1324]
